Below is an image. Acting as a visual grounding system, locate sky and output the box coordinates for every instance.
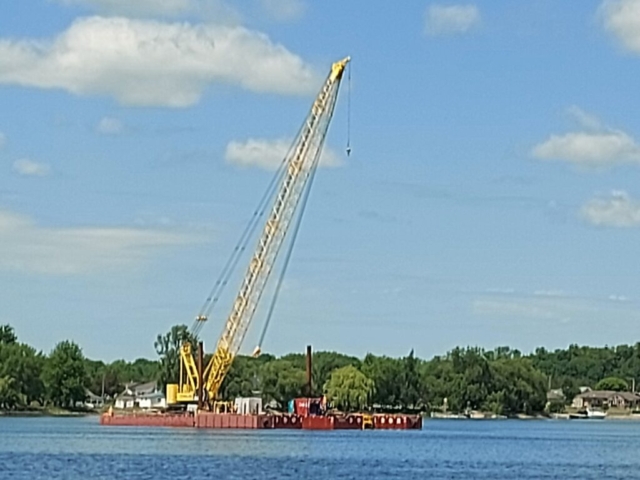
[1,0,640,362]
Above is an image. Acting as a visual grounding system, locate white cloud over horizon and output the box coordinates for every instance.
[532,108,640,167]
[424,4,481,36]
[581,190,640,227]
[0,209,198,275]
[12,159,51,177]
[600,0,640,54]
[224,137,342,170]
[0,16,319,107]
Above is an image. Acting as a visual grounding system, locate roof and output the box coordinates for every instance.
[120,381,159,397]
[575,390,640,401]
[137,391,165,400]
[85,389,103,401]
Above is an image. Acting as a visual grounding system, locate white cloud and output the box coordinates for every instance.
[0,132,5,148]
[225,137,342,170]
[424,4,481,36]
[600,0,640,53]
[566,105,603,131]
[259,0,305,22]
[97,116,123,135]
[0,16,319,107]
[473,298,573,323]
[609,294,629,302]
[581,190,640,227]
[533,290,566,297]
[0,209,196,275]
[532,109,640,167]
[12,159,51,177]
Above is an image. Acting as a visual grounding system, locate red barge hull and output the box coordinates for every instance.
[100,412,422,430]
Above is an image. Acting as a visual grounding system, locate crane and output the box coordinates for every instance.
[167,56,351,409]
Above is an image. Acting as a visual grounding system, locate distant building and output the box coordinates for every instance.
[572,390,640,410]
[234,397,262,415]
[75,389,105,410]
[114,381,166,410]
[546,389,566,403]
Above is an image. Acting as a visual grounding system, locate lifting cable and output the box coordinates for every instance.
[346,62,352,157]
[190,151,289,338]
[255,150,322,351]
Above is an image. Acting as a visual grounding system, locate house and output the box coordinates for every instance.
[572,390,640,410]
[114,395,135,409]
[137,391,166,410]
[74,389,105,409]
[114,381,166,410]
[546,389,566,403]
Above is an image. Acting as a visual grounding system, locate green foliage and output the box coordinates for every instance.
[0,375,21,409]
[324,365,374,412]
[595,376,628,392]
[154,324,196,387]
[259,359,306,406]
[0,324,17,345]
[4,319,640,415]
[0,342,45,405]
[42,341,87,407]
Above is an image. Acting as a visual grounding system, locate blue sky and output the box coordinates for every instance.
[1,0,640,361]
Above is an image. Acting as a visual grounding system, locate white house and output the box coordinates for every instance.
[137,391,167,410]
[114,381,166,410]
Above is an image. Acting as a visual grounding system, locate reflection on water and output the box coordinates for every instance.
[0,416,638,479]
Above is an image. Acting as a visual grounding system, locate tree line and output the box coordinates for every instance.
[2,323,640,415]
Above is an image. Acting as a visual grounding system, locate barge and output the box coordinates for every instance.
[100,410,422,430]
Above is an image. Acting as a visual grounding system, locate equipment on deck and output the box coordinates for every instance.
[168,56,351,408]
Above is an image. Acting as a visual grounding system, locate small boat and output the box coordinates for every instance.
[586,408,606,419]
[569,408,607,420]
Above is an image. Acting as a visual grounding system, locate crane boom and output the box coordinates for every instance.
[169,56,350,407]
[202,57,350,402]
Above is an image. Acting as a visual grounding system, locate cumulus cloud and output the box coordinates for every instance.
[0,209,196,275]
[225,138,342,170]
[424,4,481,36]
[532,109,640,167]
[12,159,51,177]
[96,116,123,135]
[600,0,640,53]
[581,190,640,227]
[0,16,319,107]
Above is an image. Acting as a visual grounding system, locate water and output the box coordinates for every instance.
[0,416,639,479]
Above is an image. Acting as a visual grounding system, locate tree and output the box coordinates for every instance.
[42,341,87,407]
[0,343,45,405]
[361,354,403,408]
[0,325,17,345]
[260,360,306,406]
[595,376,628,392]
[0,376,21,409]
[399,350,421,409]
[324,365,374,412]
[154,324,196,388]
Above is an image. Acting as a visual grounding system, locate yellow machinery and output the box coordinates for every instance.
[168,56,351,408]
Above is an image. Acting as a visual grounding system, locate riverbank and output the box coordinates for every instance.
[0,407,98,417]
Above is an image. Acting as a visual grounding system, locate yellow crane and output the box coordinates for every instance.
[167,56,351,409]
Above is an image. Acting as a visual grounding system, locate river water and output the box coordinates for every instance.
[0,416,638,479]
